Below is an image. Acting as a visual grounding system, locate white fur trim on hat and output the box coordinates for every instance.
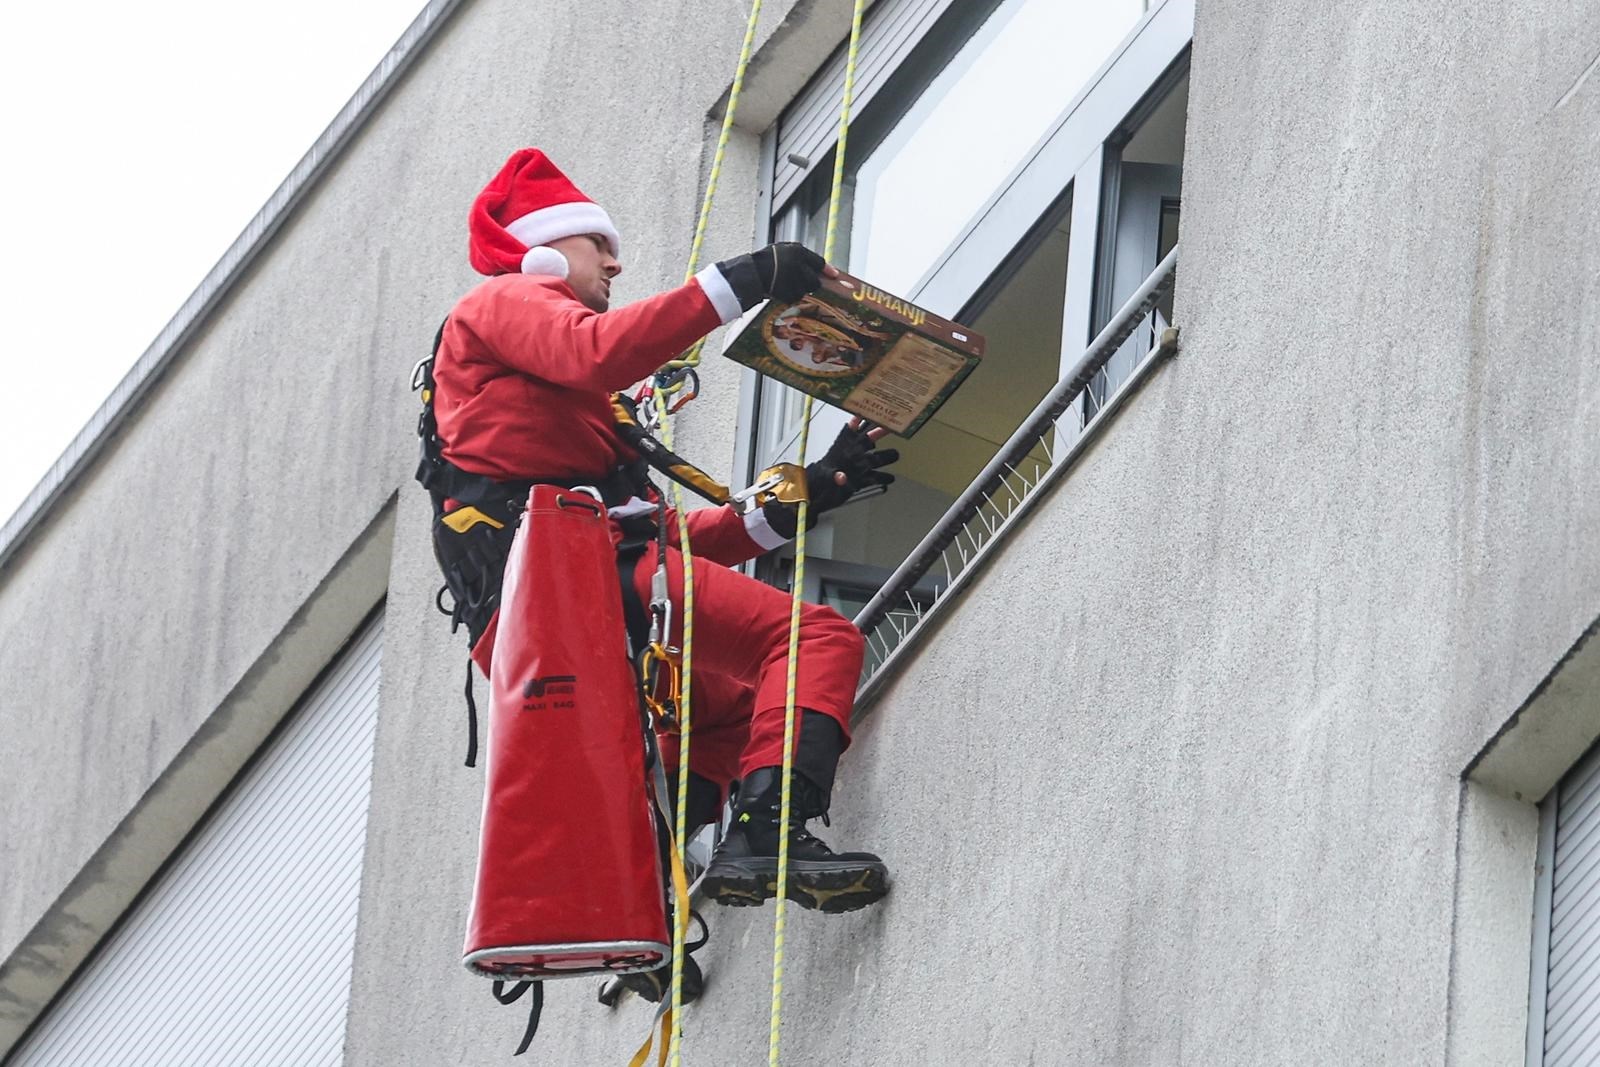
[520,246,570,278]
[505,201,621,257]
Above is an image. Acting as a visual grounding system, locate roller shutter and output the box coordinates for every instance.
[772,0,959,210]
[1537,742,1600,1067]
[11,613,384,1067]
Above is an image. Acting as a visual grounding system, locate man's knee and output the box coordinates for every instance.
[804,602,866,663]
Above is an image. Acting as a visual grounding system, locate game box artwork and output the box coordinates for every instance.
[723,270,985,437]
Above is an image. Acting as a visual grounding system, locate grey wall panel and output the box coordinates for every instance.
[10,615,383,1067]
[1544,744,1600,1067]
[6,0,1600,1060]
[343,0,1600,1060]
[772,0,959,209]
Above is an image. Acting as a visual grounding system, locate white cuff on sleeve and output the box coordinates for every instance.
[695,264,746,325]
[742,505,791,551]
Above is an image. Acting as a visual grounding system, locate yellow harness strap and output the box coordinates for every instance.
[610,396,733,507]
[627,832,693,1067]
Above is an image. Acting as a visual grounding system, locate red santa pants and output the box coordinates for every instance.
[631,542,864,794]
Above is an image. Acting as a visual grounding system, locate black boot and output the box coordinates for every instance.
[701,766,889,914]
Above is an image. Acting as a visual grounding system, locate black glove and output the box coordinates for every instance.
[761,423,899,539]
[715,242,829,312]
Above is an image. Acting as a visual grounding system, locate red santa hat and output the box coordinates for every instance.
[468,148,621,278]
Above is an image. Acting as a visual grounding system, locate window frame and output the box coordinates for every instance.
[1530,789,1558,1067]
[731,0,1195,625]
[1526,739,1600,1067]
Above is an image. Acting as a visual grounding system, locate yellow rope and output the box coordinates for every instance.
[661,0,768,382]
[653,2,765,1064]
[633,0,864,1061]
[769,2,867,1064]
[656,396,699,1067]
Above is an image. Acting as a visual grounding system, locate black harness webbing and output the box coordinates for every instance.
[413,322,691,767]
[609,394,733,508]
[616,538,653,659]
[463,661,479,768]
[492,979,543,1056]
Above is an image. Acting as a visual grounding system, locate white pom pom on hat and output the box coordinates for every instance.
[519,246,570,278]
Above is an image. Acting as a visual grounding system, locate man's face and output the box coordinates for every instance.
[548,233,622,312]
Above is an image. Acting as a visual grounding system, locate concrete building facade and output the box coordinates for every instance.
[2,0,1598,1063]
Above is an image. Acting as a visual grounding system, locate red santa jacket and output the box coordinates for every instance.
[433,271,786,564]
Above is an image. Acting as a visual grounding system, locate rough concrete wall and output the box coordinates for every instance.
[335,0,1600,1061]
[340,0,818,1062]
[10,0,1599,1060]
[0,0,809,1003]
[0,132,413,958]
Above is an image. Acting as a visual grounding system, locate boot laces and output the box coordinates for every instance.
[786,812,836,855]
[744,799,834,854]
[792,823,830,852]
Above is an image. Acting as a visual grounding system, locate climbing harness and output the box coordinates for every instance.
[415,334,651,768]
[415,0,872,1055]
[414,334,811,770]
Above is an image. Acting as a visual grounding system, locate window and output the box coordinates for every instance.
[10,616,384,1067]
[1529,740,1600,1067]
[846,0,1146,294]
[1085,65,1188,420]
[739,0,1194,672]
[759,0,1145,468]
[1452,620,1600,1066]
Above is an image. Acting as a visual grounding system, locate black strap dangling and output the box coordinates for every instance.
[464,658,479,768]
[491,979,544,1056]
[685,908,710,953]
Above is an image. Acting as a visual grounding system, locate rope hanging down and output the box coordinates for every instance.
[655,0,767,391]
[769,2,868,1065]
[632,2,867,1064]
[629,3,766,1066]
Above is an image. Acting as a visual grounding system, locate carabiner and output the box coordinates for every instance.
[638,642,683,733]
[663,369,700,413]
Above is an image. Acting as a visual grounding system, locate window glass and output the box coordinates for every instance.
[1084,68,1187,420]
[758,0,1148,473]
[755,196,1071,618]
[848,0,1146,294]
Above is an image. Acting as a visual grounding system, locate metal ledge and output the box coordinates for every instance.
[853,247,1179,710]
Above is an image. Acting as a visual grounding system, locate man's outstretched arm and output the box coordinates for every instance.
[459,243,832,393]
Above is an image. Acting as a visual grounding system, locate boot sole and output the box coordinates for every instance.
[702,860,889,914]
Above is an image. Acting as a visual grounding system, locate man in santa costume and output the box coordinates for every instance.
[426,148,896,977]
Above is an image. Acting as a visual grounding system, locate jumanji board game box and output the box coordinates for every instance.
[722,271,985,438]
